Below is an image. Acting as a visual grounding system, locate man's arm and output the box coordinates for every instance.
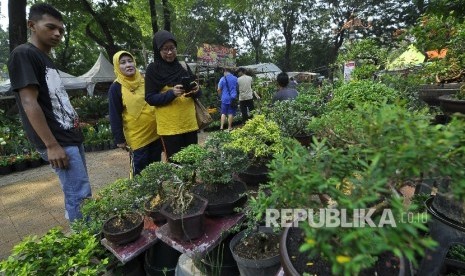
[19,85,69,169]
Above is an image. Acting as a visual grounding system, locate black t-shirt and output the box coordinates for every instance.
[8,43,83,150]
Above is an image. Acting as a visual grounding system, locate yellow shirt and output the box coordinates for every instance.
[122,87,159,149]
[155,85,198,135]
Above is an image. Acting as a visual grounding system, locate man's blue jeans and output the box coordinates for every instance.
[39,144,92,222]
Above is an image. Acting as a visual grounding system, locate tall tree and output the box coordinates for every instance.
[8,0,27,52]
[230,0,273,64]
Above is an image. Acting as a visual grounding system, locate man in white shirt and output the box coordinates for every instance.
[237,68,260,123]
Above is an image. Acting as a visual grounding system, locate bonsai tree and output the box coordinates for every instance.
[248,103,465,274]
[195,131,249,189]
[225,114,284,166]
[260,89,327,138]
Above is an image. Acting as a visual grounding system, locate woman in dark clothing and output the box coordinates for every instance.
[145,30,202,160]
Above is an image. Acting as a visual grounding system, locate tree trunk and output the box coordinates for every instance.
[149,0,158,52]
[161,0,171,32]
[8,0,27,52]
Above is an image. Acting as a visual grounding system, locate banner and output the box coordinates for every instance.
[197,44,236,67]
[344,61,356,82]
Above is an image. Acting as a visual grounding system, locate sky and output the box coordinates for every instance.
[0,0,8,30]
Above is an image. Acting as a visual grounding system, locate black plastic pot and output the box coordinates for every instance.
[418,197,465,275]
[293,133,313,147]
[194,180,248,217]
[0,164,13,175]
[439,95,465,115]
[418,83,461,106]
[144,240,181,276]
[238,163,269,187]
[13,160,28,172]
[160,194,208,241]
[230,227,281,276]
[431,177,465,225]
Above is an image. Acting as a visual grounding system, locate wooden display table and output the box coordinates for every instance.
[101,216,158,264]
[156,213,245,258]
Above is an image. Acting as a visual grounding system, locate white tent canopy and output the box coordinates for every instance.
[79,52,116,95]
[0,70,88,96]
[242,63,282,79]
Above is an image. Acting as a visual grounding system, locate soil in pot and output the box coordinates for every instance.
[284,227,406,276]
[102,212,144,245]
[160,194,208,241]
[230,227,281,276]
[144,194,167,226]
[193,180,247,216]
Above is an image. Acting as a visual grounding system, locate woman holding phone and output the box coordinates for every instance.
[145,30,202,160]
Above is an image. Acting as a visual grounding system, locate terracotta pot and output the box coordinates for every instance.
[102,211,144,245]
[160,194,208,241]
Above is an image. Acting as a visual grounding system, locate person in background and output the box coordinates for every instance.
[288,77,298,89]
[145,30,201,160]
[272,72,298,103]
[217,67,238,131]
[7,3,91,222]
[108,50,162,176]
[237,68,260,123]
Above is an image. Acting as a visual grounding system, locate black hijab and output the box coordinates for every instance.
[151,30,190,91]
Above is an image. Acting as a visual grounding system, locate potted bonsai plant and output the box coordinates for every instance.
[225,114,284,186]
[249,104,448,275]
[139,162,178,226]
[189,131,249,216]
[160,146,208,241]
[260,90,326,147]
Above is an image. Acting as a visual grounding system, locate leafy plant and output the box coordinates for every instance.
[195,131,249,187]
[226,114,284,165]
[260,89,326,137]
[247,104,465,274]
[411,14,465,84]
[71,95,109,123]
[0,227,109,276]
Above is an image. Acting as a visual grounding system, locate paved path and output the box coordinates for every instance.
[0,132,208,260]
[0,148,130,260]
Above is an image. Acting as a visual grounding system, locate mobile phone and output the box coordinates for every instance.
[181,76,196,92]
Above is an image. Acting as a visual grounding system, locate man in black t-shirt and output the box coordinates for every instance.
[7,3,92,222]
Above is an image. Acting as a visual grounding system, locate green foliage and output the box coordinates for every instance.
[71,95,109,123]
[410,14,465,83]
[196,131,249,185]
[326,80,401,111]
[226,115,284,163]
[378,72,426,111]
[0,227,108,276]
[336,39,388,69]
[260,88,327,137]
[249,104,465,274]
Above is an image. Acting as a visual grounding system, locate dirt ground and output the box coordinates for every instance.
[0,132,208,260]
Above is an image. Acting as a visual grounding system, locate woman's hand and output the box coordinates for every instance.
[173,84,186,97]
[184,82,199,97]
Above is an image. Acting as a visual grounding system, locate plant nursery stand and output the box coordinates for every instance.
[155,213,244,259]
[101,216,158,264]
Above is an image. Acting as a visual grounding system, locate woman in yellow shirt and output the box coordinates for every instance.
[109,50,161,176]
[145,30,201,160]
